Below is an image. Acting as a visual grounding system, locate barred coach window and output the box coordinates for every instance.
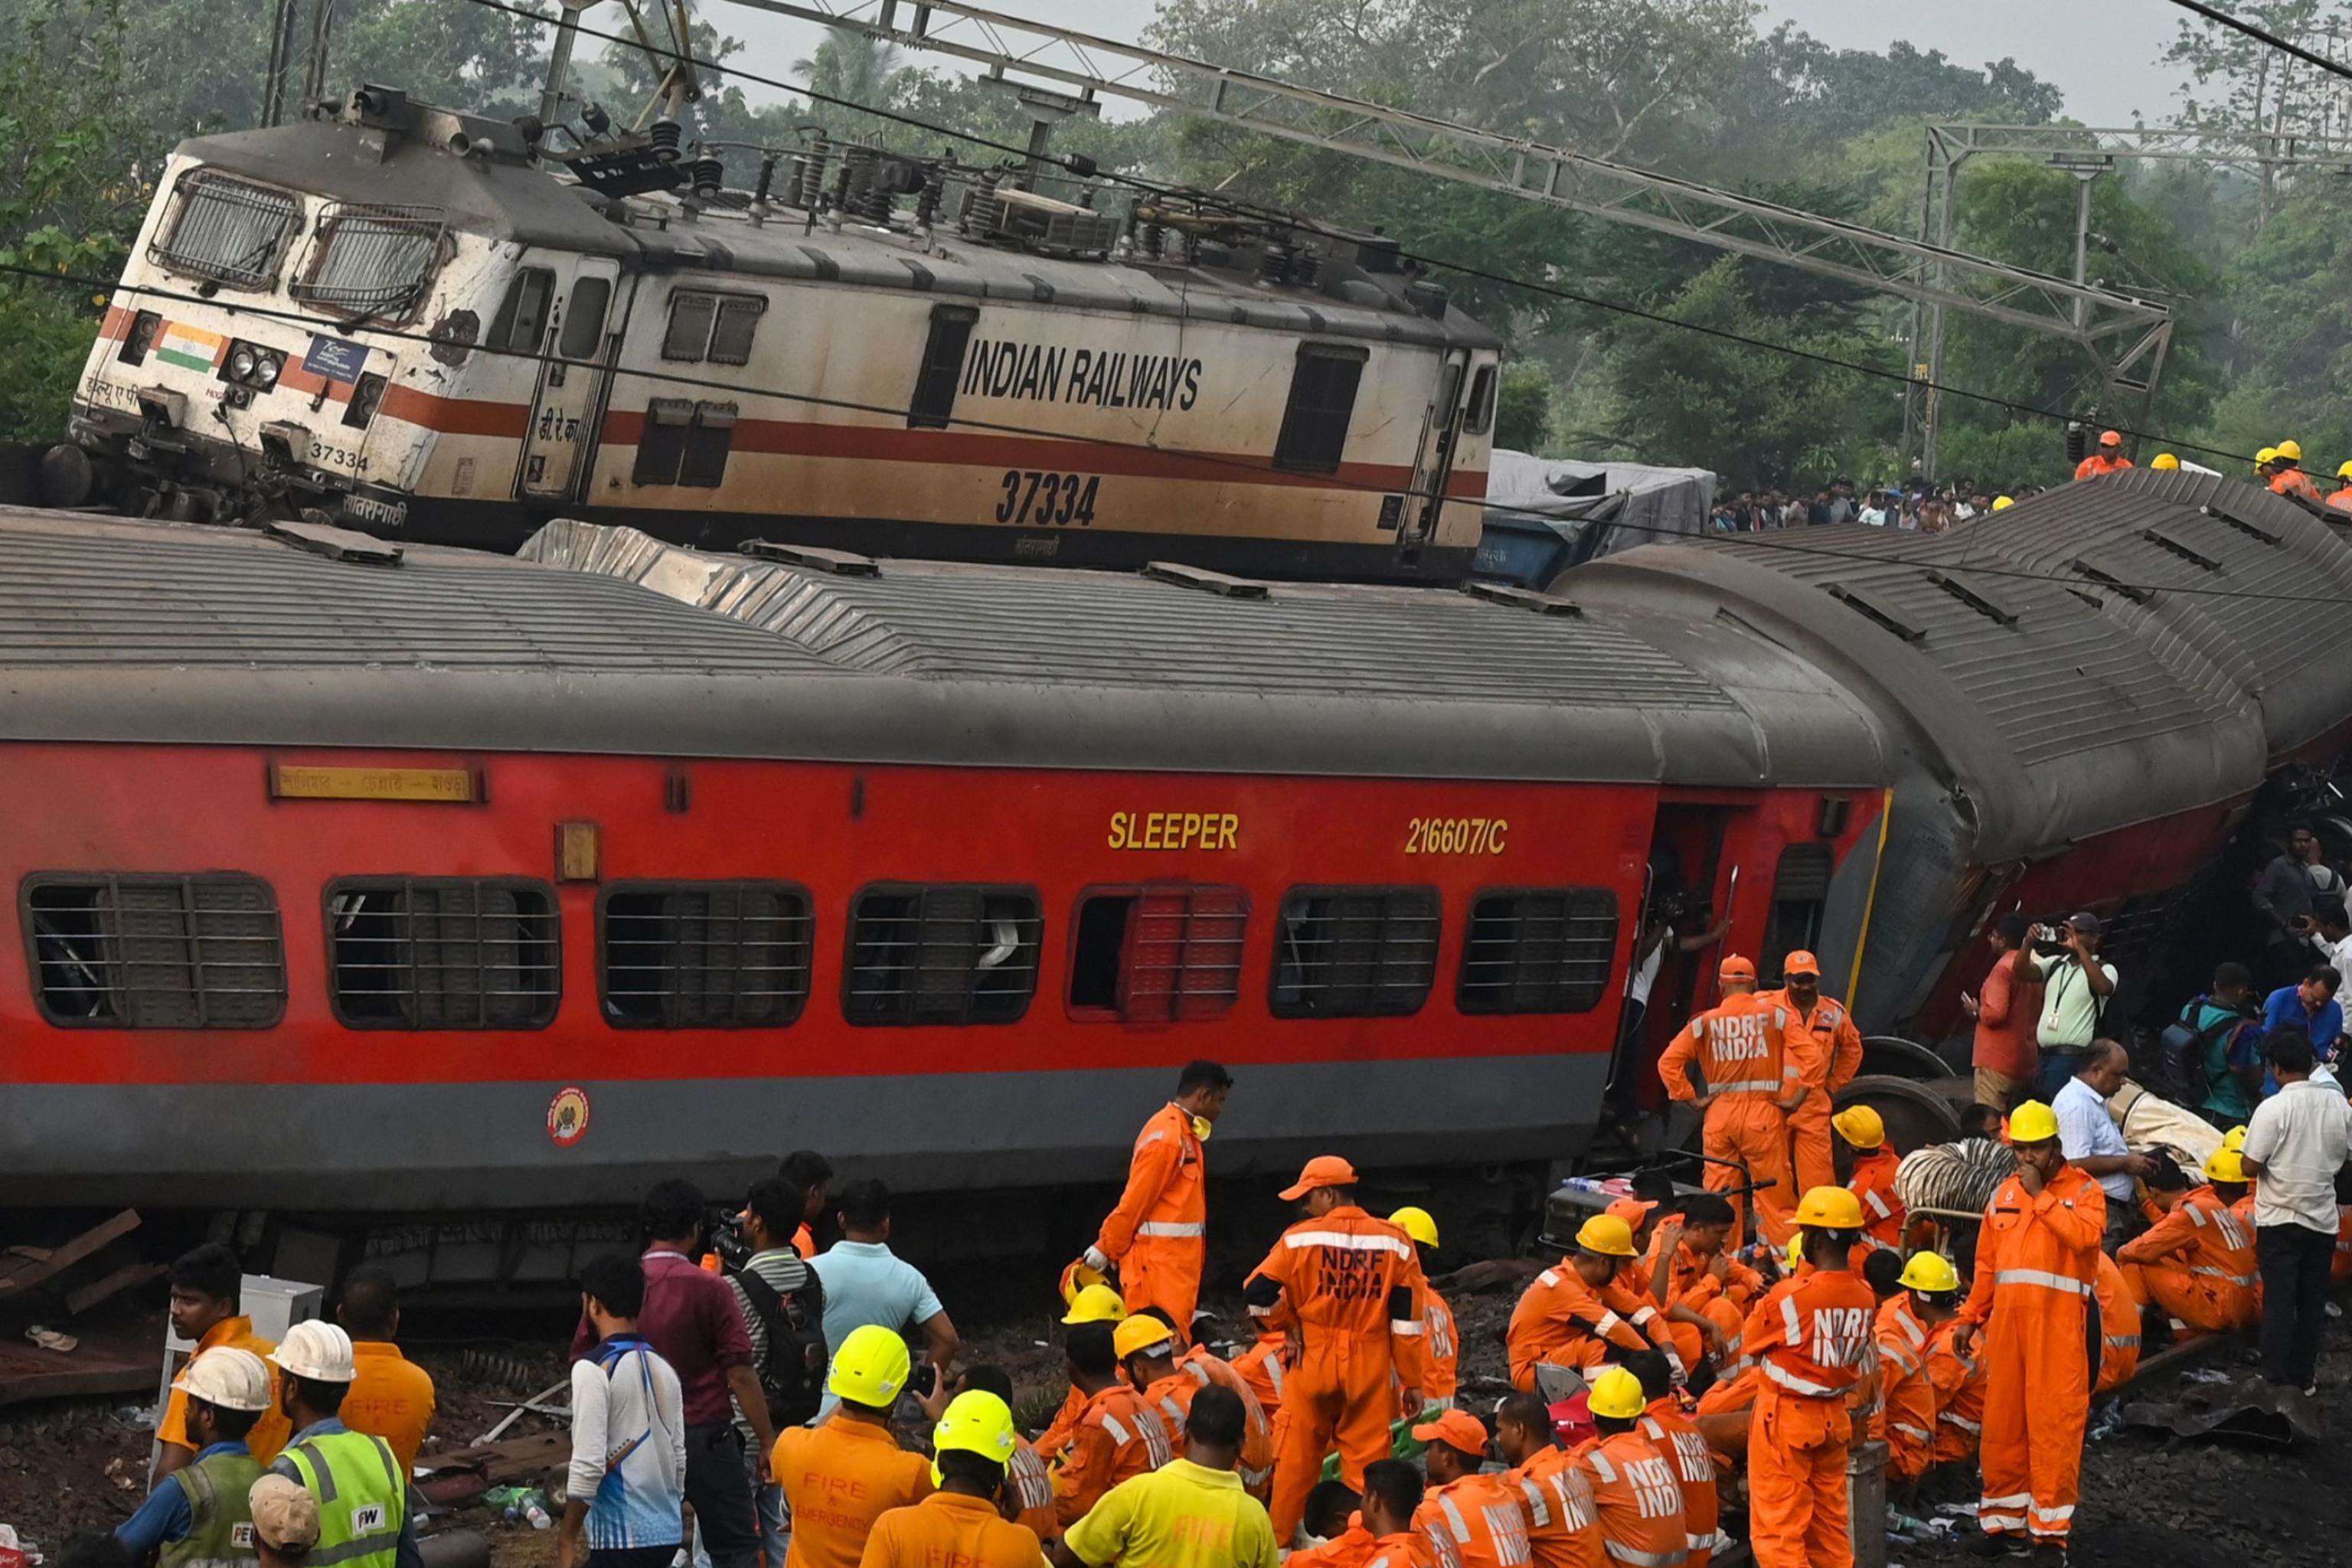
[1269,886,1439,1018]
[1457,887,1619,1014]
[22,874,286,1029]
[1067,884,1249,1023]
[327,877,560,1029]
[599,881,812,1028]
[844,884,1040,1026]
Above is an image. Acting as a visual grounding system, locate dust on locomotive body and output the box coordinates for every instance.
[55,86,1504,582]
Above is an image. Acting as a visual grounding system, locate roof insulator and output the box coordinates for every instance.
[1142,560,1269,599]
[1459,580,1582,616]
[739,540,880,577]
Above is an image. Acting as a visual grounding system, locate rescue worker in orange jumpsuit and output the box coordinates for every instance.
[1627,1351,1719,1568]
[2092,1250,2140,1393]
[1116,1314,1274,1499]
[1648,1194,1763,1351]
[1568,1368,1687,1568]
[1765,952,1864,1197]
[1950,1099,2106,1557]
[1659,956,1806,1246]
[1391,1207,1460,1413]
[1085,1059,1232,1331]
[1872,1253,1961,1485]
[2073,430,2132,480]
[1742,1187,1877,1568]
[2269,439,2324,501]
[1493,1392,1606,1568]
[1507,1214,1668,1396]
[1048,1320,1174,1526]
[2116,1148,2260,1334]
[1246,1155,1428,1542]
[1831,1106,1905,1253]
[1038,1281,1127,1462]
[1412,1410,1533,1568]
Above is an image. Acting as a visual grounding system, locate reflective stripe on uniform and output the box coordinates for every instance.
[1137,1221,1204,1237]
[1994,1269,2092,1295]
[1285,1231,1412,1255]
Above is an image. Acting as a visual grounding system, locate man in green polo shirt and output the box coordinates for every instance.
[1050,1387,1277,1568]
[265,1322,419,1568]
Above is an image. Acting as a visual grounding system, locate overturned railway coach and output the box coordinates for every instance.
[51,87,1501,583]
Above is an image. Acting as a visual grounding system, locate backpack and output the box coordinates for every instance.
[2159,998,2246,1106]
[733,1257,827,1427]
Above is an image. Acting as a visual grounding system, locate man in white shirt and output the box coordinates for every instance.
[2052,1041,2151,1242]
[2242,1028,2352,1394]
[2019,913,2118,1102]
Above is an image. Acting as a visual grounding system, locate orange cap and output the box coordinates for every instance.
[1605,1197,1658,1229]
[1410,1409,1491,1455]
[1279,1155,1361,1201]
[2099,429,2122,446]
[1782,949,1821,977]
[1718,955,1756,982]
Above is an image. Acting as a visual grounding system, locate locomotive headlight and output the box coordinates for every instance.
[228,346,258,381]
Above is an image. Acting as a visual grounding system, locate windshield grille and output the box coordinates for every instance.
[149,172,299,288]
[292,203,445,315]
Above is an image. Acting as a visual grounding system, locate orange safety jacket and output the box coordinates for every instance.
[1639,1397,1720,1565]
[1872,1296,1940,1483]
[1848,1145,1906,1250]
[2116,1187,2259,1293]
[1924,1318,1985,1463]
[1096,1102,1207,1260]
[1507,1266,1661,1389]
[1657,993,1800,1104]
[1501,1446,1606,1568]
[1413,1473,1535,1568]
[1047,1383,1173,1525]
[1569,1429,1687,1568]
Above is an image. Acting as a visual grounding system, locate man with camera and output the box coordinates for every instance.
[2017,913,2117,1105]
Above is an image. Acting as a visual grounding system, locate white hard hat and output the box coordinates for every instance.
[183,1346,273,1412]
[269,1321,356,1383]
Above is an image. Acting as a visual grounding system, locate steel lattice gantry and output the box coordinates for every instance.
[595,0,2177,454]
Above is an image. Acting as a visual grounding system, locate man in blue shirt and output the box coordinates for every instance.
[808,1180,959,1419]
[116,1348,273,1563]
[2264,966,2344,1067]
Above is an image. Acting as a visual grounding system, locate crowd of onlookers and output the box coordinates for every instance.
[1709,478,2050,534]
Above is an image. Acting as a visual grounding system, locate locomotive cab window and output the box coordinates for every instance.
[664,290,766,364]
[908,305,979,430]
[1068,884,1249,1023]
[290,204,445,322]
[1270,886,1438,1018]
[492,268,557,352]
[1458,887,1619,1014]
[149,170,299,289]
[22,874,286,1029]
[1273,344,1369,474]
[844,884,1040,1026]
[600,881,812,1028]
[327,877,559,1030]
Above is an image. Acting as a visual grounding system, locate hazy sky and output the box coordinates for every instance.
[706,0,2193,129]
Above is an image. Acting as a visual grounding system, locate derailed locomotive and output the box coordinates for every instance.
[51,86,1501,582]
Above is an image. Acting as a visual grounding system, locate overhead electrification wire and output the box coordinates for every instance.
[451,0,2262,468]
[12,255,2352,610]
[2163,0,2352,81]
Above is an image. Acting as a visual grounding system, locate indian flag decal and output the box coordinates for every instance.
[154,321,222,374]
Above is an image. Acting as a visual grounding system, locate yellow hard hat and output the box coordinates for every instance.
[2223,1124,2248,1152]
[2278,439,2305,462]
[2258,446,2279,469]
[1062,1283,1127,1326]
[1831,1105,1886,1150]
[2005,1100,2060,1145]
[828,1325,912,1408]
[2204,1148,2249,1184]
[1586,1366,1646,1420]
[1575,1214,1637,1258]
[2151,453,2180,471]
[1391,1206,1440,1250]
[1991,495,2015,511]
[1112,1315,1176,1361]
[1794,1186,1865,1230]
[1898,1251,1962,1295]
[930,1389,1018,1485]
